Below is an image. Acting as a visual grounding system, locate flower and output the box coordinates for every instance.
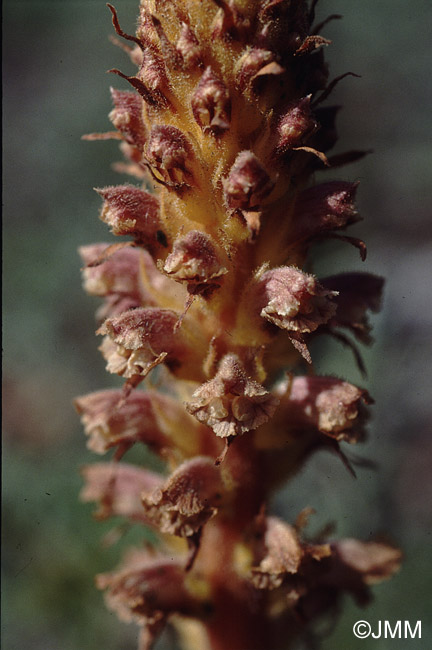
[255,266,337,333]
[81,461,163,521]
[141,457,224,537]
[276,96,318,151]
[96,184,161,245]
[250,265,338,361]
[186,354,279,439]
[96,548,205,648]
[163,230,227,292]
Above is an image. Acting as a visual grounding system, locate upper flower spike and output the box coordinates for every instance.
[78,2,397,649]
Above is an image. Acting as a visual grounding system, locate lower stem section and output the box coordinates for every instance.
[188,437,297,650]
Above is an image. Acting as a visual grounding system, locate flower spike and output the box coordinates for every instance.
[78,3,400,649]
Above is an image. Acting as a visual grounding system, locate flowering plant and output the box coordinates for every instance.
[76,2,401,648]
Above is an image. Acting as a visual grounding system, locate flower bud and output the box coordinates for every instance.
[99,307,176,352]
[186,354,279,439]
[136,6,159,49]
[142,457,223,537]
[253,531,400,617]
[108,4,166,95]
[223,151,274,212]
[254,266,337,334]
[175,23,202,69]
[277,96,318,151]
[109,88,146,149]
[149,15,182,69]
[76,385,204,458]
[292,181,360,242]
[136,48,168,95]
[96,185,161,244]
[163,231,227,289]
[235,47,284,90]
[107,4,169,108]
[191,67,231,135]
[293,538,400,615]
[145,125,193,186]
[80,245,189,321]
[116,142,145,174]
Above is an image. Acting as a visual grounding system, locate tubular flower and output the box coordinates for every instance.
[185,353,279,439]
[78,2,400,649]
[141,456,225,538]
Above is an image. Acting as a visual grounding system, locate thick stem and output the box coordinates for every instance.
[192,437,276,650]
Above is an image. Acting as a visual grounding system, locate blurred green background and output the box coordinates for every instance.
[3,1,432,649]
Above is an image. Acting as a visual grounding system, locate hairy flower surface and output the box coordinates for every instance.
[78,2,400,649]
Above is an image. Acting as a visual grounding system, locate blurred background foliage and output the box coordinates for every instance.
[3,1,432,649]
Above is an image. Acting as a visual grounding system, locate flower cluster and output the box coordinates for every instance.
[78,2,400,649]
